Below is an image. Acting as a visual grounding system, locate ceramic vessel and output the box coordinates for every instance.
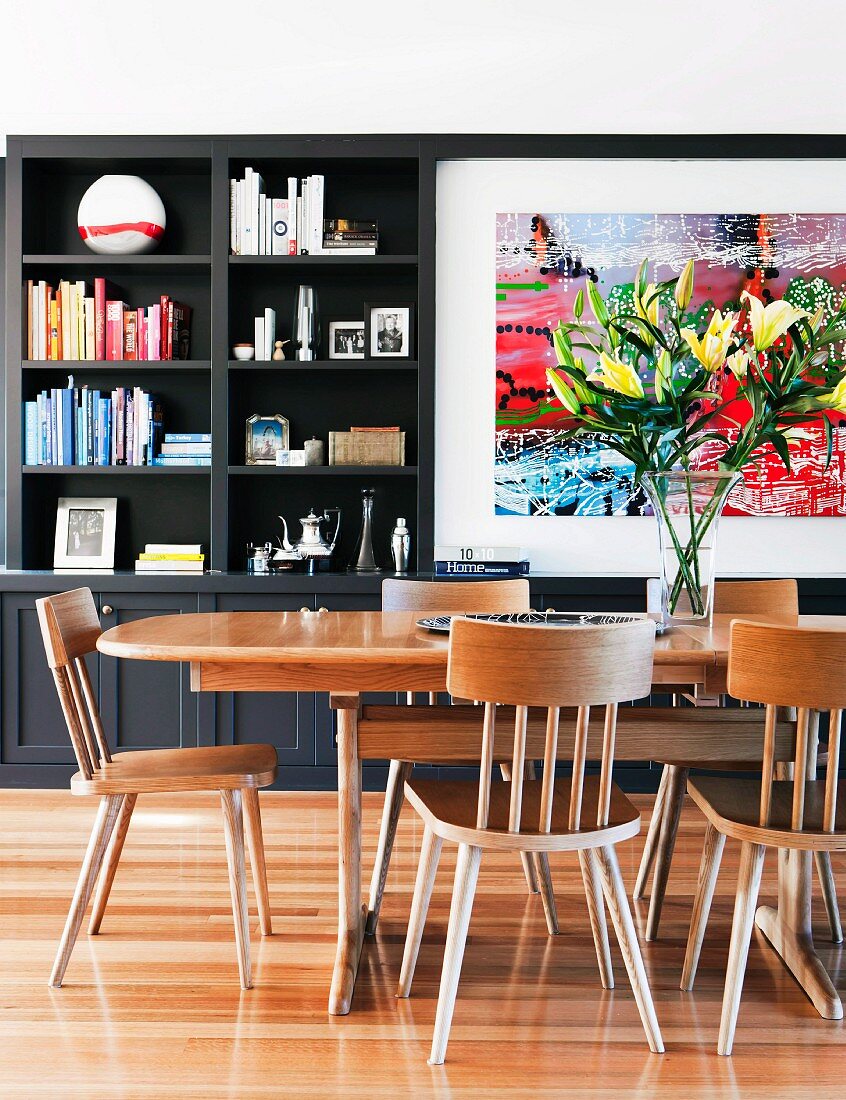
[77,174,166,254]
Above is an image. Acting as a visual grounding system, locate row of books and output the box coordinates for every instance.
[24,386,163,467]
[25,278,192,361]
[135,542,205,573]
[433,545,530,577]
[229,169,377,256]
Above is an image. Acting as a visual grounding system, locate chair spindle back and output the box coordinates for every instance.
[728,620,846,833]
[447,618,655,835]
[381,577,530,614]
[36,588,110,780]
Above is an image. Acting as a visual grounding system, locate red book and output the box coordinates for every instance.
[124,311,137,360]
[166,300,174,360]
[159,295,170,359]
[105,301,124,361]
[136,308,146,360]
[94,278,107,360]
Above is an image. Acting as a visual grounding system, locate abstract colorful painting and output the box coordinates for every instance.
[495,212,846,516]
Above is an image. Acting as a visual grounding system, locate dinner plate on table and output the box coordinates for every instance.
[416,611,664,634]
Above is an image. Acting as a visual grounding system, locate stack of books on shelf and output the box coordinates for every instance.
[322,219,378,254]
[23,384,163,466]
[135,543,205,573]
[433,545,530,577]
[229,169,377,256]
[253,308,276,361]
[153,433,211,467]
[25,278,192,360]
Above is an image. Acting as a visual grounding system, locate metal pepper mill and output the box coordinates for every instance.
[349,488,381,572]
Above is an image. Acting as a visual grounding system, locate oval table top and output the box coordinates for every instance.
[93,610,836,667]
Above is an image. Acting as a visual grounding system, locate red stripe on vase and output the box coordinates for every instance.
[78,221,165,240]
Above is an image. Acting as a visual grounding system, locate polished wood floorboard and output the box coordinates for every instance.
[1,788,845,1098]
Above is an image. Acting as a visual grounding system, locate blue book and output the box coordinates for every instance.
[163,432,212,443]
[46,394,55,464]
[24,402,38,465]
[36,392,46,464]
[151,455,212,466]
[61,389,73,466]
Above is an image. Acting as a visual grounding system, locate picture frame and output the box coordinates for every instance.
[328,320,366,359]
[364,302,415,359]
[245,413,290,465]
[53,497,117,569]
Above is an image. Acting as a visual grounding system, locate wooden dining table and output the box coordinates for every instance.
[97,609,845,1021]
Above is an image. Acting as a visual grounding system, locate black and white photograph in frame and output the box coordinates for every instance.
[245,413,290,465]
[328,320,365,359]
[53,497,117,569]
[364,302,415,359]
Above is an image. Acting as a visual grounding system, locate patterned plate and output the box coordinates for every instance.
[416,612,663,634]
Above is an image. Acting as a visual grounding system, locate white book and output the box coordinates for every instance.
[84,298,95,360]
[309,174,325,255]
[75,282,86,360]
[159,442,213,455]
[264,307,276,361]
[32,284,39,359]
[229,179,237,253]
[36,281,45,358]
[252,171,264,257]
[320,246,378,256]
[265,197,272,255]
[300,178,309,253]
[254,316,266,360]
[434,545,527,563]
[237,178,244,254]
[258,196,264,255]
[287,176,298,255]
[68,285,79,359]
[135,559,205,572]
[59,281,72,360]
[243,168,254,255]
[271,198,289,255]
[145,543,203,555]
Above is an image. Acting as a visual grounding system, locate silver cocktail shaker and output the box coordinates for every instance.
[390,517,410,572]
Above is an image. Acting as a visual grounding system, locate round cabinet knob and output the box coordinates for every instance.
[318,606,329,613]
[101,604,114,616]
[299,606,310,613]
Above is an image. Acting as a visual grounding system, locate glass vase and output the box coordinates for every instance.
[642,470,740,627]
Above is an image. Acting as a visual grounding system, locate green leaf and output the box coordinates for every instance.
[546,368,581,415]
[635,258,649,300]
[587,280,610,328]
[770,431,792,473]
[553,325,575,368]
[824,415,834,470]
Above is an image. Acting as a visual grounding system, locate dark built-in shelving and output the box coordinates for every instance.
[5,135,435,575]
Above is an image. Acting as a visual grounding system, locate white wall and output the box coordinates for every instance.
[435,158,846,575]
[2,0,845,152]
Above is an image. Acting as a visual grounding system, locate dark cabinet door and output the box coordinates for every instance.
[1,591,98,765]
[98,593,200,753]
[314,593,403,767]
[213,594,316,765]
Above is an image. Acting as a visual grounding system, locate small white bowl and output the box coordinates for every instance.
[232,344,255,361]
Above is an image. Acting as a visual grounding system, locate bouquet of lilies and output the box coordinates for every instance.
[545,259,846,618]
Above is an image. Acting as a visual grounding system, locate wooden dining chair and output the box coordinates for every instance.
[370,578,560,934]
[680,619,846,1054]
[635,578,841,946]
[397,617,664,1064]
[37,588,277,990]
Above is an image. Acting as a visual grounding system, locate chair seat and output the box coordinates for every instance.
[688,776,846,851]
[404,775,641,851]
[70,743,278,795]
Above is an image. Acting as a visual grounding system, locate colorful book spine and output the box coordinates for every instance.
[94,278,107,360]
[24,403,38,464]
[433,561,531,576]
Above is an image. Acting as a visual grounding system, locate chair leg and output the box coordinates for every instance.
[50,794,123,988]
[580,849,614,989]
[428,843,483,1066]
[89,792,136,935]
[366,760,413,935]
[220,789,252,990]
[815,852,843,944]
[681,822,727,991]
[501,762,539,893]
[242,787,272,936]
[534,852,559,936]
[597,844,664,1053]
[718,841,766,1056]
[634,765,669,900]
[397,825,443,997]
[645,765,689,941]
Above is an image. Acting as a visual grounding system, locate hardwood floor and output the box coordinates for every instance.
[1,788,845,1098]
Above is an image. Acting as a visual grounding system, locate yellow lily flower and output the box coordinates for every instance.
[674,259,695,312]
[680,309,737,373]
[824,375,846,414]
[725,348,750,381]
[741,290,809,352]
[636,283,660,327]
[586,351,644,399]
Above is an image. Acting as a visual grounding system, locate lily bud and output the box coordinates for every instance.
[573,289,584,319]
[674,259,695,312]
[809,306,825,333]
[587,280,610,328]
[546,368,581,415]
[655,348,672,402]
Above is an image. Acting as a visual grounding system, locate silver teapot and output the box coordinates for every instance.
[277,508,341,574]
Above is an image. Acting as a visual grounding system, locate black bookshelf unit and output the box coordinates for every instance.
[4,136,435,575]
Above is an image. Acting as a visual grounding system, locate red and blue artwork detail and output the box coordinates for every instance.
[495,212,846,516]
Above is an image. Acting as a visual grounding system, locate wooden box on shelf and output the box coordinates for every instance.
[328,430,405,466]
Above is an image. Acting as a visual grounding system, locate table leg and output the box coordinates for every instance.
[329,696,367,1016]
[755,710,843,1021]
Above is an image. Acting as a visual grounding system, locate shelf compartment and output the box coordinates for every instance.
[23,465,210,474]
[228,465,417,476]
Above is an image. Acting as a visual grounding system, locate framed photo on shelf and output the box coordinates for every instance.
[245,413,290,465]
[328,320,366,359]
[53,497,117,569]
[364,302,415,359]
